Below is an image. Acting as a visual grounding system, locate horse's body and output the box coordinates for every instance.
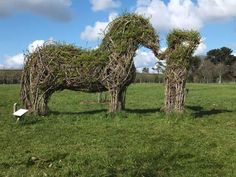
[32,46,110,93]
[21,13,159,115]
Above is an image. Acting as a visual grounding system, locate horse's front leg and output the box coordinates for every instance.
[37,94,49,115]
[109,89,125,113]
[33,91,49,115]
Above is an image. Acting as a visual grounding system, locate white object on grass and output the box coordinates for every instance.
[13,103,28,118]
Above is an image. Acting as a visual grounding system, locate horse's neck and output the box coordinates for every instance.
[125,45,138,55]
[115,40,139,57]
[100,37,140,62]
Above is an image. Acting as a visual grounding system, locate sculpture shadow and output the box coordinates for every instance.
[125,108,161,114]
[49,109,107,116]
[49,108,161,116]
[187,105,233,118]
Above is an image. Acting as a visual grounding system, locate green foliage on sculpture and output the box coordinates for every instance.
[161,30,200,69]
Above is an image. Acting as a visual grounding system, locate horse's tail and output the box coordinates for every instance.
[20,55,32,109]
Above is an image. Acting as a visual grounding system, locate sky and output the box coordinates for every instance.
[0,0,236,71]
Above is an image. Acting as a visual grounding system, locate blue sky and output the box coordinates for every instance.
[0,0,236,69]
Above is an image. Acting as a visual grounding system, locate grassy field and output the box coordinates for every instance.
[0,83,235,177]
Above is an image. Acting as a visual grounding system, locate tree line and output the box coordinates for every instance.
[0,70,22,84]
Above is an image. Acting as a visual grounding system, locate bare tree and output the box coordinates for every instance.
[215,63,227,84]
[231,62,236,82]
[200,60,216,83]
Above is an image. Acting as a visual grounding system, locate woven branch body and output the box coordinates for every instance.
[162,30,200,113]
[165,67,188,112]
[20,13,159,115]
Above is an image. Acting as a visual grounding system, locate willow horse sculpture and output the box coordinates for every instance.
[21,13,159,115]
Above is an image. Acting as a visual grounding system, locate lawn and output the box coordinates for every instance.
[0,83,235,177]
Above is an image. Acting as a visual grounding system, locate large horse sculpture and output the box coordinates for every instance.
[21,13,159,115]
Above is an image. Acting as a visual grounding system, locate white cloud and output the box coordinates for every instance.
[80,21,108,41]
[3,53,24,69]
[90,0,120,11]
[134,49,156,69]
[198,0,236,21]
[136,0,236,31]
[194,38,207,55]
[0,0,72,22]
[28,40,45,53]
[1,40,45,69]
[134,48,167,73]
[81,12,118,41]
[160,47,167,52]
[136,0,202,31]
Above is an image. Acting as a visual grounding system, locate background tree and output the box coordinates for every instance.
[152,61,165,83]
[231,62,236,82]
[199,60,215,83]
[206,47,236,83]
[142,67,149,74]
[215,63,227,84]
[207,47,235,65]
[188,55,202,82]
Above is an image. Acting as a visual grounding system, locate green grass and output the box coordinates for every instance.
[0,83,235,177]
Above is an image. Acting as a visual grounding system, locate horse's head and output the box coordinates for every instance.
[104,13,159,58]
[131,14,159,58]
[138,23,160,58]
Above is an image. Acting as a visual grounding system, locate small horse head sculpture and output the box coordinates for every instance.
[159,29,200,65]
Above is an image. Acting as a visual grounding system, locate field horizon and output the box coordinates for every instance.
[0,83,235,176]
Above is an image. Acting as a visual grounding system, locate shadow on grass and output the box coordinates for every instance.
[19,117,42,125]
[49,109,107,116]
[49,108,161,116]
[187,105,232,118]
[125,108,161,114]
